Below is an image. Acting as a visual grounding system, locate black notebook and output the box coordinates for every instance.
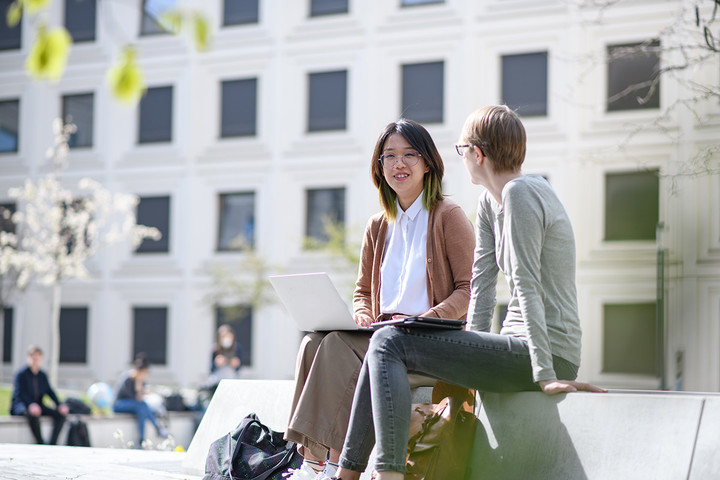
[372,315,466,330]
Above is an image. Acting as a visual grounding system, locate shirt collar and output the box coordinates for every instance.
[397,192,424,222]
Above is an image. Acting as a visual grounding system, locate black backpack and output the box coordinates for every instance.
[65,397,92,415]
[203,413,302,480]
[66,418,91,447]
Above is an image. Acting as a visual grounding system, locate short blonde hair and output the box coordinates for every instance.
[461,105,526,173]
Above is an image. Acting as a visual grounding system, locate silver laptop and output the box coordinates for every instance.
[269,272,363,331]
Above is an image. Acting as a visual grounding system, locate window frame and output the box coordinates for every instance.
[501,51,548,117]
[606,39,661,112]
[138,86,174,144]
[59,306,89,364]
[401,61,445,124]
[220,78,258,138]
[223,0,260,26]
[217,191,256,251]
[64,0,97,43]
[0,99,20,154]
[132,306,168,366]
[135,195,171,254]
[62,93,95,149]
[307,70,348,132]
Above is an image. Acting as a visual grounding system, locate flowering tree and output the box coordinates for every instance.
[0,120,159,386]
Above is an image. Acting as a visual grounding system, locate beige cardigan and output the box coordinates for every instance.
[353,197,475,322]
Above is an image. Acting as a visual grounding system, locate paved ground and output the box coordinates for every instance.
[0,444,203,480]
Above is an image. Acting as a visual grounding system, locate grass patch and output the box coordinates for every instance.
[0,387,11,416]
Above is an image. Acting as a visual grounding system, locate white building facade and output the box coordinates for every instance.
[1,0,719,392]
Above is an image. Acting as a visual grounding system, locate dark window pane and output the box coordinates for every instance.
[0,202,15,234]
[136,196,170,253]
[0,99,19,153]
[605,170,659,241]
[133,307,168,365]
[140,0,175,35]
[402,0,444,5]
[138,86,173,143]
[502,52,548,117]
[223,0,259,25]
[310,0,348,16]
[63,93,94,148]
[64,0,96,43]
[3,307,13,364]
[308,70,347,132]
[59,307,88,364]
[218,192,255,250]
[603,303,657,375]
[0,0,21,50]
[215,305,253,367]
[221,79,257,137]
[306,187,345,244]
[607,40,661,111]
[402,61,444,123]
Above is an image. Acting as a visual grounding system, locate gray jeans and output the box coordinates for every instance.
[338,326,578,473]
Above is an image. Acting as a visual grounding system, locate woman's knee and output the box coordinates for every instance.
[368,327,404,355]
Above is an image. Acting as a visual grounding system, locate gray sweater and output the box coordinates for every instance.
[467,175,582,382]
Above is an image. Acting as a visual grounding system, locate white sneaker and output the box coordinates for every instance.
[316,463,337,480]
[283,461,322,480]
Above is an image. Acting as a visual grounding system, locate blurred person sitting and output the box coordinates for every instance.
[209,324,243,384]
[113,352,168,447]
[10,345,69,445]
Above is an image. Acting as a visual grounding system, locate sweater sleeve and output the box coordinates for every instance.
[505,185,556,382]
[467,195,498,332]
[353,215,380,322]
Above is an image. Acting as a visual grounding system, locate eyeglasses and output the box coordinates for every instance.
[455,144,471,156]
[380,151,422,168]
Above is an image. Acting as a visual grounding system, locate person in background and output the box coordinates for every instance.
[283,118,475,480]
[10,345,69,445]
[210,324,242,381]
[332,106,606,480]
[113,352,168,447]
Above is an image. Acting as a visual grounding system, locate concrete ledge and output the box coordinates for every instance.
[471,390,720,479]
[0,411,198,449]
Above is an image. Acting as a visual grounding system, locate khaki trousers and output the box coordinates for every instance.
[285,330,436,460]
[285,331,372,459]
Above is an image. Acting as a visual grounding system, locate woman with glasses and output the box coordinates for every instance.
[283,119,474,480]
[331,106,605,480]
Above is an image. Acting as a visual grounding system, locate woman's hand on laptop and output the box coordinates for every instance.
[354,314,373,327]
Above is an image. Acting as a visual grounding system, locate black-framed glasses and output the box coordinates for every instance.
[455,144,471,156]
[380,151,422,168]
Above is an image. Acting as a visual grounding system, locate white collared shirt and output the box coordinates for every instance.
[380,194,431,316]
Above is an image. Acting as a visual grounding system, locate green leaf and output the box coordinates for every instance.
[25,0,50,14]
[26,25,72,81]
[6,1,22,27]
[106,47,146,104]
[193,13,210,51]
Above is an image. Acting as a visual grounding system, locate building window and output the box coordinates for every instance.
[502,52,548,117]
[308,70,347,132]
[310,0,348,16]
[0,0,21,50]
[603,303,657,375]
[140,0,174,36]
[0,99,19,153]
[306,187,345,245]
[220,78,257,138]
[2,307,12,364]
[401,0,444,5]
[135,196,170,253]
[138,86,173,144]
[607,40,661,112]
[605,170,659,241]
[64,0,96,43]
[133,306,168,365]
[223,0,259,26]
[402,61,444,124]
[218,192,255,251]
[215,305,253,367]
[0,202,15,234]
[59,307,88,364]
[62,93,94,148]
